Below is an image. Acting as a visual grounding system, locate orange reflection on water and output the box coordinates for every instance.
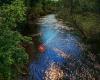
[45,63,64,80]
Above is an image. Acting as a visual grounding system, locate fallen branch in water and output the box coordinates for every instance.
[30,32,42,37]
[53,48,71,59]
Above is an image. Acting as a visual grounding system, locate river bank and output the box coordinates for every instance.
[57,12,100,66]
[57,0,100,65]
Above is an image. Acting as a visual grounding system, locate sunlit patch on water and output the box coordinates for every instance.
[44,63,64,80]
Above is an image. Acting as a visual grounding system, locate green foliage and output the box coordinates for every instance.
[31,3,45,16]
[0,0,26,29]
[28,0,58,18]
[59,0,100,39]
[0,0,29,79]
[0,0,14,5]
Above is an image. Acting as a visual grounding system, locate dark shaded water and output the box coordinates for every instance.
[29,14,95,80]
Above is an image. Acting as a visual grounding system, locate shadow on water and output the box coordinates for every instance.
[29,14,96,80]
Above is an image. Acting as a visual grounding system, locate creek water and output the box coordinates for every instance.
[29,14,94,80]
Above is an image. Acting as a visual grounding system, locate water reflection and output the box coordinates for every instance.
[29,14,88,80]
[40,14,81,57]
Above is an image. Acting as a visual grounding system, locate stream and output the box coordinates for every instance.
[29,14,95,80]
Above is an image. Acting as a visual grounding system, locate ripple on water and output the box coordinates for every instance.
[29,14,92,80]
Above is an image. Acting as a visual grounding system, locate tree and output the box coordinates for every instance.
[0,0,29,79]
